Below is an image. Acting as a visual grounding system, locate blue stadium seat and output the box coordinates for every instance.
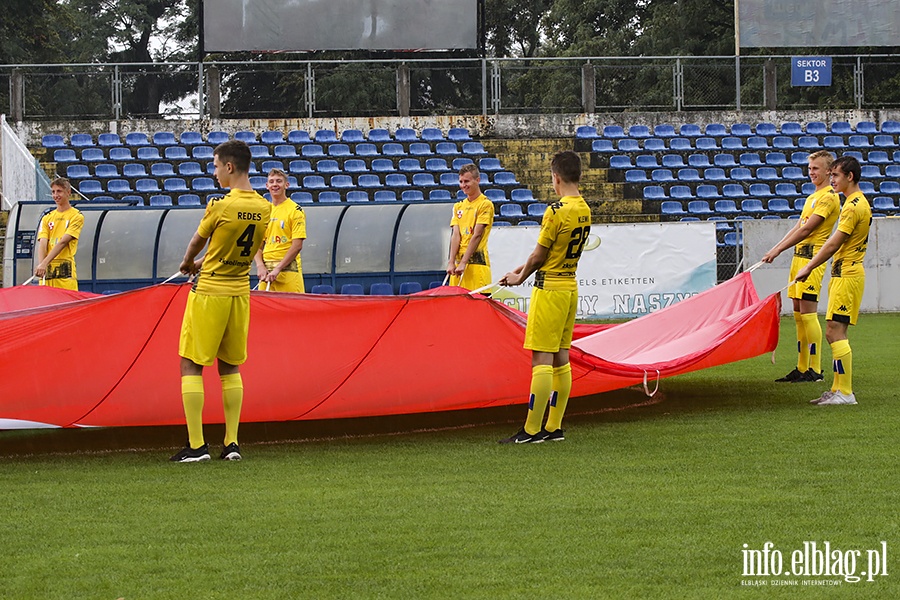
[259,130,284,145]
[591,139,614,153]
[412,173,438,187]
[873,196,897,211]
[398,158,423,172]
[125,132,151,147]
[830,122,853,135]
[687,154,710,168]
[107,179,133,194]
[318,191,341,203]
[42,134,66,148]
[801,182,816,195]
[66,164,90,179]
[500,203,525,219]
[80,148,105,162]
[230,131,254,144]
[679,124,702,137]
[527,203,547,217]
[772,136,796,150]
[518,220,540,227]
[97,133,122,147]
[885,165,900,178]
[705,123,727,137]
[874,134,897,148]
[714,199,740,214]
[782,167,805,180]
[511,188,534,203]
[879,181,900,194]
[311,284,335,294]
[328,144,352,157]
[755,123,778,137]
[704,168,726,181]
[651,169,674,182]
[722,184,746,199]
[78,180,103,195]
[462,142,488,155]
[643,138,666,152]
[731,123,753,137]
[249,145,271,159]
[881,121,900,134]
[192,146,213,160]
[668,137,692,151]
[848,135,871,149]
[434,142,460,156]
[625,169,648,183]
[137,147,161,161]
[479,157,502,171]
[670,186,694,200]
[287,130,311,145]
[643,186,666,200]
[401,190,424,202]
[654,124,676,137]
[291,191,314,204]
[756,167,779,180]
[798,136,821,150]
[493,171,519,186]
[806,122,828,135]
[426,158,451,172]
[775,183,798,197]
[353,143,378,157]
[335,129,363,144]
[342,159,367,174]
[746,137,770,150]
[485,189,507,202]
[165,178,189,193]
[399,282,422,295]
[695,137,718,150]
[386,174,411,187]
[687,200,713,215]
[447,128,472,142]
[739,153,763,167]
[421,128,444,142]
[303,175,326,189]
[149,194,172,206]
[823,136,846,148]
[602,125,626,139]
[151,163,176,178]
[576,125,598,139]
[165,146,189,161]
[288,160,313,175]
[866,150,888,164]
[856,121,878,135]
[731,167,753,181]
[272,145,297,159]
[176,161,201,177]
[248,176,267,190]
[723,231,744,246]
[635,155,659,169]
[627,125,650,139]
[721,137,743,150]
[70,133,94,147]
[713,154,737,167]
[370,158,395,173]
[749,183,773,197]
[429,189,452,201]
[94,164,119,178]
[767,198,792,214]
[741,199,765,214]
[617,139,640,152]
[177,194,202,206]
[152,132,176,147]
[367,129,392,142]
[369,282,394,295]
[330,175,353,189]
[395,128,417,142]
[765,152,788,166]
[696,185,721,199]
[312,130,336,144]
[370,190,395,202]
[179,131,202,146]
[301,145,325,158]
[346,191,369,203]
[609,155,634,169]
[660,201,686,216]
[781,122,803,136]
[677,169,700,182]
[123,163,148,178]
[316,159,340,173]
[261,160,285,173]
[358,174,383,188]
[383,143,405,157]
[661,154,685,168]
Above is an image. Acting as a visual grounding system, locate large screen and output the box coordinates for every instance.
[738,0,898,48]
[203,0,479,52]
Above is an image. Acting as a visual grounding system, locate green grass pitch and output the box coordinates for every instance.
[0,314,898,599]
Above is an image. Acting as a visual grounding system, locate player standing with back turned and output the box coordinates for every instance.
[171,140,271,462]
[498,150,591,443]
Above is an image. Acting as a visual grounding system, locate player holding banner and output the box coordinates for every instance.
[254,168,307,293]
[171,140,271,462]
[447,163,493,291]
[498,150,591,443]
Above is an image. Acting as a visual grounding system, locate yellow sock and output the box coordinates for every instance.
[221,373,243,446]
[181,375,205,449]
[794,312,810,372]
[830,340,852,394]
[545,364,573,432]
[802,313,822,373]
[524,365,553,435]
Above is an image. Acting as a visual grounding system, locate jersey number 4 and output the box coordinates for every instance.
[565,226,591,259]
[236,224,256,257]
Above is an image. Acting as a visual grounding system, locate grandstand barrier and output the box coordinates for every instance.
[3,201,453,293]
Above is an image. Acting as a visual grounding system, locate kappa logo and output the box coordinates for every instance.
[838,304,849,312]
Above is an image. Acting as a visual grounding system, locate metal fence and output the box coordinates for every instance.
[3,54,900,120]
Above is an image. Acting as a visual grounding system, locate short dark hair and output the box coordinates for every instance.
[458,163,480,178]
[551,150,581,183]
[50,177,71,192]
[830,155,861,183]
[214,140,252,174]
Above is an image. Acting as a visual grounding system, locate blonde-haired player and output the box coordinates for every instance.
[447,163,494,291]
[796,155,871,406]
[171,140,271,462]
[254,169,307,293]
[35,177,84,290]
[498,150,591,443]
[762,150,840,384]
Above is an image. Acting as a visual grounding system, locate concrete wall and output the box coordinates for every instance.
[11,109,900,146]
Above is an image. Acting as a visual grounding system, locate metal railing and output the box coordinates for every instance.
[4,54,900,121]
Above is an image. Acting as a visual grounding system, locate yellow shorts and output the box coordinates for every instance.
[265,270,305,293]
[41,278,78,291]
[788,255,825,302]
[524,287,578,353]
[179,291,251,366]
[826,276,864,325]
[450,263,491,292]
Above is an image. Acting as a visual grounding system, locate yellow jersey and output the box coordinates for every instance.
[450,194,493,267]
[831,191,871,279]
[535,195,592,291]
[194,189,271,296]
[262,198,307,271]
[794,186,840,259]
[37,206,84,280]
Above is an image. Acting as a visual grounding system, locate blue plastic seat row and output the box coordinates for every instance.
[577,121,900,141]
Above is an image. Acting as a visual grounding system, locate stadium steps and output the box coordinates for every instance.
[482,138,648,223]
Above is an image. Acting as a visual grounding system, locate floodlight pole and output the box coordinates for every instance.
[734,0,741,110]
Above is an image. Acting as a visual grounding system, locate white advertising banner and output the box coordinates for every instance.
[488,222,718,319]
